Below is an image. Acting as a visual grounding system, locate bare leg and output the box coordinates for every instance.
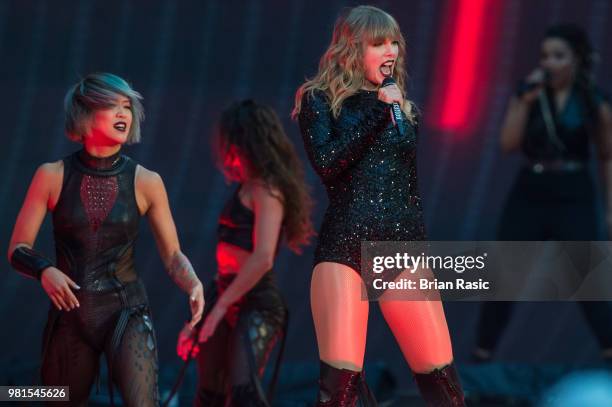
[311,262,369,371]
[379,298,454,366]
[379,269,464,406]
[311,262,378,405]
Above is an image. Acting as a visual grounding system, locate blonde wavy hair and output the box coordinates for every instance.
[292,5,415,121]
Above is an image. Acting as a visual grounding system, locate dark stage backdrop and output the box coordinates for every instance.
[1,0,612,391]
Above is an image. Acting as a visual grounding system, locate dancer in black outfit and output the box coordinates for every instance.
[8,73,205,406]
[293,6,464,406]
[474,24,612,362]
[176,100,314,406]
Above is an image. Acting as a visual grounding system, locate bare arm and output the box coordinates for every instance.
[215,182,284,309]
[8,162,80,310]
[500,96,535,153]
[197,182,284,342]
[137,166,200,291]
[500,70,544,153]
[136,165,204,326]
[8,163,58,260]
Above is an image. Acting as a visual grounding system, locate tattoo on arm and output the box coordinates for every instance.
[167,251,199,293]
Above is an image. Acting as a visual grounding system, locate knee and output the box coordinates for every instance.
[411,357,455,374]
[320,358,363,372]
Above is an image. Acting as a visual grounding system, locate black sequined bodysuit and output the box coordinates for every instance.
[299,89,426,274]
[42,149,159,406]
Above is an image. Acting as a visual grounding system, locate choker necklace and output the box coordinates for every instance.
[78,149,122,170]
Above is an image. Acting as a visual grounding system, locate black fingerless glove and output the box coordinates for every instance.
[10,246,54,280]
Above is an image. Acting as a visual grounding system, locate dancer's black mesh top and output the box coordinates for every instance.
[298,89,426,274]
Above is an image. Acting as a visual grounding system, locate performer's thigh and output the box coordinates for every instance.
[111,313,159,407]
[41,316,99,406]
[379,297,453,373]
[310,262,369,371]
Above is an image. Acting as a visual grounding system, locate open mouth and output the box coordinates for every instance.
[113,122,127,132]
[379,60,394,77]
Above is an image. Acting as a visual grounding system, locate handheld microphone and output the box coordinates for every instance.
[516,69,550,98]
[381,76,405,136]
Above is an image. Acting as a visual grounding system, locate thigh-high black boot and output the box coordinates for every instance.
[413,363,465,407]
[315,360,377,407]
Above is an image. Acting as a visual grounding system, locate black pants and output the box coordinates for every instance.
[41,281,159,406]
[477,169,612,352]
[195,272,287,407]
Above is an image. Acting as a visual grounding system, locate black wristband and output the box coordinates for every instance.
[10,246,54,280]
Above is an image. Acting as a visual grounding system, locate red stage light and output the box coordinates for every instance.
[427,0,504,136]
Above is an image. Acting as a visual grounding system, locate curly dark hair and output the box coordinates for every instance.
[214,99,315,253]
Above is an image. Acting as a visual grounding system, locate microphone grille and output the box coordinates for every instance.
[381,76,396,87]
